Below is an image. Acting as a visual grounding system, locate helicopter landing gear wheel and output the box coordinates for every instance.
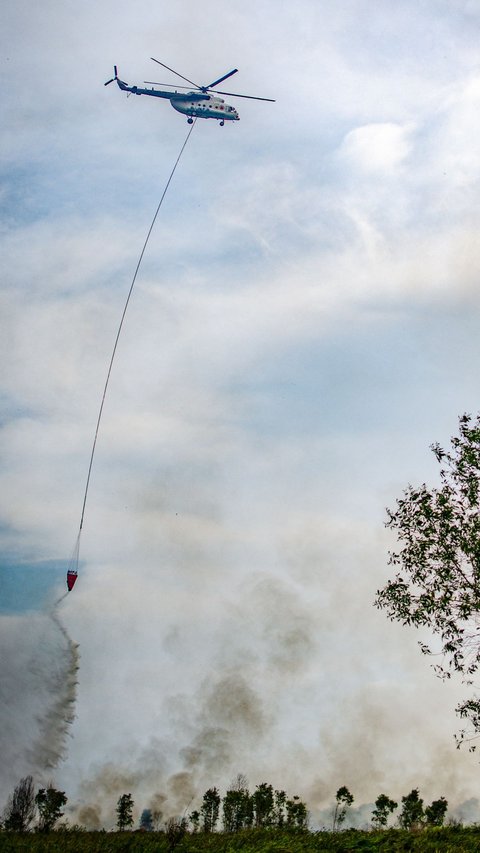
[187,117,193,124]
[220,120,224,126]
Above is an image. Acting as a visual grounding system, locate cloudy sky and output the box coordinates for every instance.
[2,0,480,830]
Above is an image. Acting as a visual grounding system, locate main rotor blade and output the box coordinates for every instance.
[210,89,276,102]
[144,81,194,89]
[206,68,238,89]
[151,57,201,89]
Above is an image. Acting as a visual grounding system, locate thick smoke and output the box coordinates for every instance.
[63,567,310,827]
[69,671,267,829]
[0,606,78,802]
[61,514,480,830]
[3,497,480,831]
[5,507,480,831]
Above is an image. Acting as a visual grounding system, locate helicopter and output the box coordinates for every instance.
[104,57,275,125]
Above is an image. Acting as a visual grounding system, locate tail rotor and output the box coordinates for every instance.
[104,66,118,86]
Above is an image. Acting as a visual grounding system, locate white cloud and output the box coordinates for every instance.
[338,122,413,173]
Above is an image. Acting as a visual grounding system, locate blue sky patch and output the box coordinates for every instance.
[0,559,67,614]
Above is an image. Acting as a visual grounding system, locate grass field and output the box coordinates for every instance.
[2,827,480,853]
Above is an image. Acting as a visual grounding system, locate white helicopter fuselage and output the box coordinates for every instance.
[171,93,239,121]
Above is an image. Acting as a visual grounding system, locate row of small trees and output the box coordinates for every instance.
[134,784,448,834]
[189,780,308,833]
[127,779,309,834]
[1,776,450,834]
[334,786,448,831]
[1,777,307,834]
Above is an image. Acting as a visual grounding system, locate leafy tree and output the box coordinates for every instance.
[189,809,201,832]
[116,793,134,831]
[139,808,153,831]
[3,776,36,831]
[201,787,221,832]
[371,794,397,828]
[375,415,480,742]
[286,795,308,829]
[399,788,424,830]
[252,782,275,827]
[425,796,448,826]
[222,787,253,832]
[274,789,287,828]
[332,786,354,831]
[35,786,67,832]
[221,781,306,833]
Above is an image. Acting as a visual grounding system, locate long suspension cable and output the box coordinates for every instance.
[77,120,197,542]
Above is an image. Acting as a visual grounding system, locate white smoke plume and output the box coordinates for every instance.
[60,522,480,829]
[0,607,78,801]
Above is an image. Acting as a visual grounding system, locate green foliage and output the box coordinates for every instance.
[116,793,134,831]
[35,787,67,833]
[286,795,308,829]
[375,414,480,740]
[201,788,221,832]
[4,776,36,831]
[222,786,253,831]
[273,789,287,828]
[3,812,25,832]
[332,786,354,831]
[220,779,307,832]
[189,809,201,832]
[399,788,424,830]
[4,825,480,852]
[425,796,448,826]
[372,794,398,828]
[252,783,275,828]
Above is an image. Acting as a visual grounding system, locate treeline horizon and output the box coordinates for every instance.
[1,774,469,835]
